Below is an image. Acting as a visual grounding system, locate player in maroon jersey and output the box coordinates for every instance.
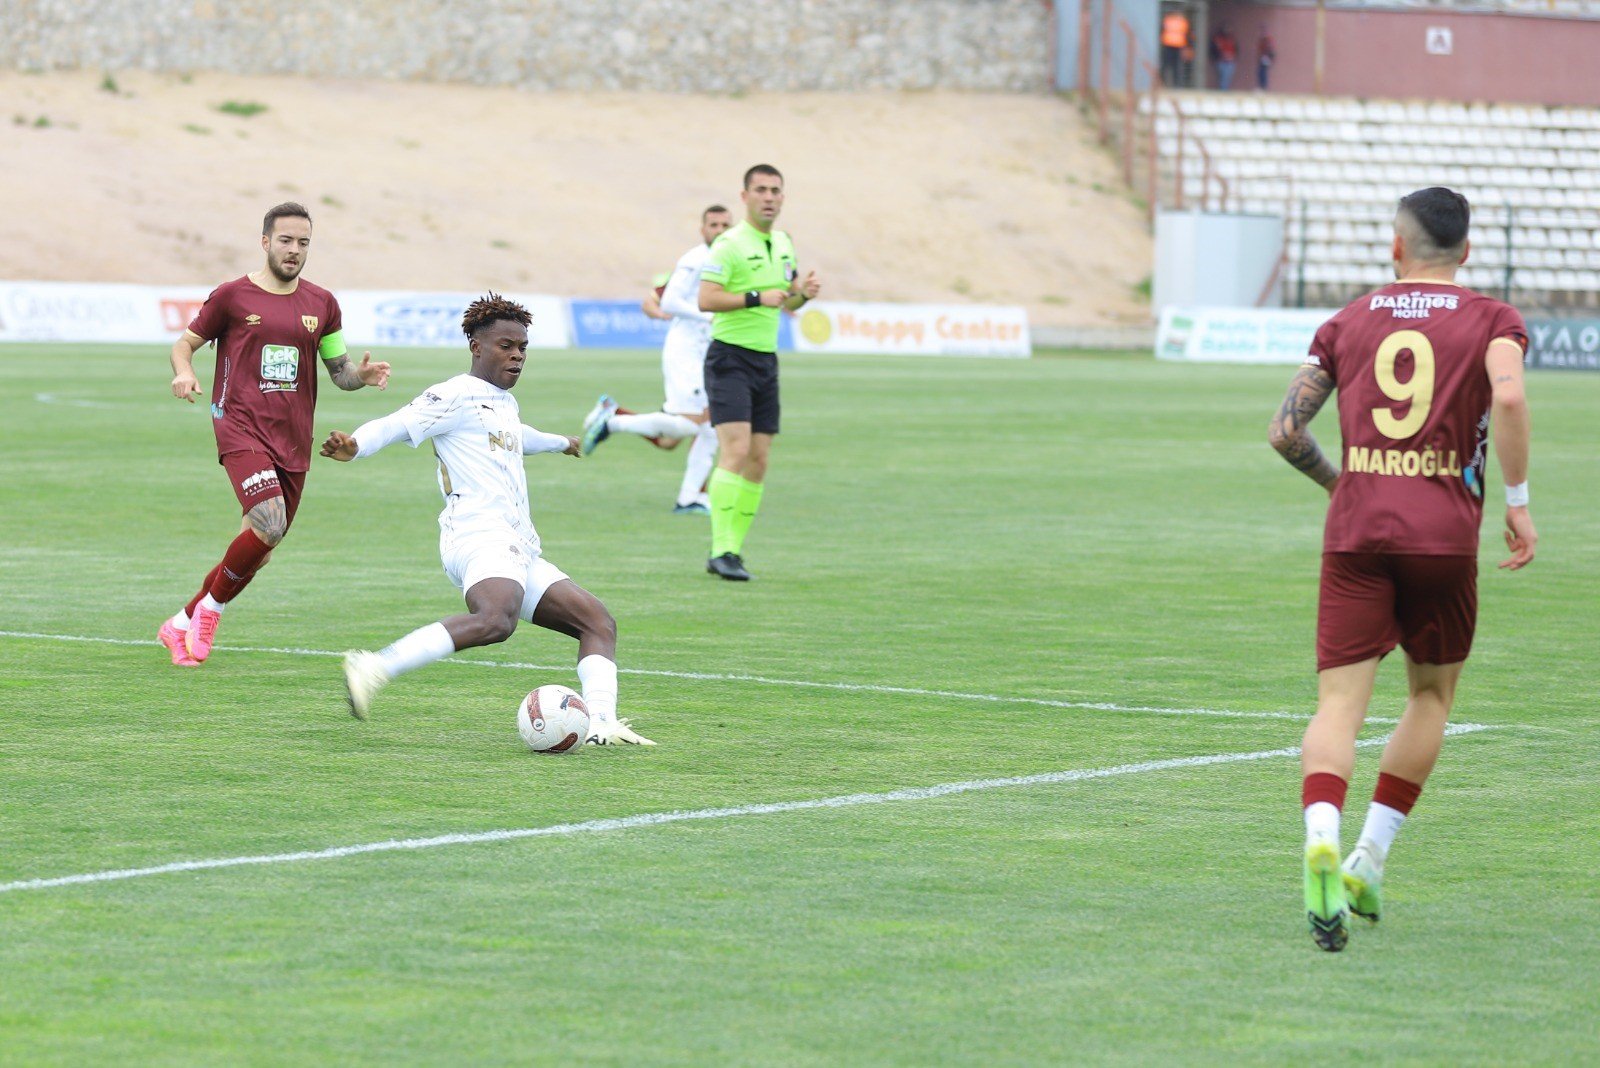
[158,202,390,667]
[1269,187,1536,952]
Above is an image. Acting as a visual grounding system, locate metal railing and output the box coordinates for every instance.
[1078,0,1235,221]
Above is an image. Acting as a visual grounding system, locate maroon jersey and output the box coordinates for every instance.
[1310,281,1526,556]
[188,276,344,471]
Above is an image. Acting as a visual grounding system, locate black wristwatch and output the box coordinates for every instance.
[744,291,761,308]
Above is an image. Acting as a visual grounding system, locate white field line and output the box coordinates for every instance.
[0,724,1493,896]
[0,629,1403,726]
[33,392,118,410]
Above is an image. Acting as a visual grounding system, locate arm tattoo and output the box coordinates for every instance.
[1270,366,1340,489]
[324,355,364,391]
[245,497,289,546]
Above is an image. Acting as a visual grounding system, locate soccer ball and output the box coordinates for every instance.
[517,685,590,753]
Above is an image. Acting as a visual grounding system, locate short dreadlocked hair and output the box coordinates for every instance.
[461,292,532,337]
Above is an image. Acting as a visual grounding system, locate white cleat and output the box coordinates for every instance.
[584,717,657,746]
[342,651,390,721]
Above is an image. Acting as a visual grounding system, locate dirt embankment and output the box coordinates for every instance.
[1,72,1152,327]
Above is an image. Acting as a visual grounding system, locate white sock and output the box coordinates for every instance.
[1354,803,1406,865]
[169,609,191,631]
[611,410,701,440]
[199,593,226,614]
[1304,801,1340,843]
[677,423,719,506]
[577,654,619,726]
[377,622,456,679]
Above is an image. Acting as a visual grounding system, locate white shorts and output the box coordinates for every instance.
[442,533,569,621]
[662,332,709,416]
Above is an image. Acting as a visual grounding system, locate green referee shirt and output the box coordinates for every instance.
[702,220,797,353]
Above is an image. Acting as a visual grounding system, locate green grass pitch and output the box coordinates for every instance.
[1,343,1596,1064]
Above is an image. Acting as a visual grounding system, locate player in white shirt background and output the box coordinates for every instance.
[580,205,732,514]
[321,293,654,746]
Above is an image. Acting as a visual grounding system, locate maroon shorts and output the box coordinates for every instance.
[220,451,306,527]
[1317,552,1477,671]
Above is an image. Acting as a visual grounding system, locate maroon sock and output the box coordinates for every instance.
[1373,772,1423,815]
[184,565,223,619]
[1301,772,1348,810]
[207,531,273,604]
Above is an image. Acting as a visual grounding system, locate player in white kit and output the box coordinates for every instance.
[321,293,654,745]
[581,205,732,514]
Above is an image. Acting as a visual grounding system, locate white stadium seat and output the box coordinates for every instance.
[1149,91,1600,301]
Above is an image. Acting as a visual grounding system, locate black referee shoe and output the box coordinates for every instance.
[706,553,751,581]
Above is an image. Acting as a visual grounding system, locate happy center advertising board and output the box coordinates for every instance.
[0,283,1030,357]
[791,301,1031,358]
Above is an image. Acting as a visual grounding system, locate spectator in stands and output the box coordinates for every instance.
[1257,27,1276,90]
[1210,25,1238,90]
[1160,7,1190,87]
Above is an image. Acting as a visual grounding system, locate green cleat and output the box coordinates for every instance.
[1342,845,1383,924]
[580,394,617,456]
[1304,837,1350,952]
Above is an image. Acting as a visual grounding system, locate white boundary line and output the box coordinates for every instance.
[0,629,1402,726]
[0,725,1492,895]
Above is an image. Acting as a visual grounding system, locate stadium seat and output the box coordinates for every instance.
[1149,90,1600,300]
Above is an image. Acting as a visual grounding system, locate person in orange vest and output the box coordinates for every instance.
[1160,8,1190,87]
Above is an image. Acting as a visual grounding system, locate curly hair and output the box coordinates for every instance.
[461,292,532,337]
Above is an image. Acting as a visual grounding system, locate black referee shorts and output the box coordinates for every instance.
[705,339,780,434]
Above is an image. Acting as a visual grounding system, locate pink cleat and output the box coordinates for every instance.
[159,620,200,667]
[185,606,223,663]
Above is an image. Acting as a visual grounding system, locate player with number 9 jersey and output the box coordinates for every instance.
[1271,187,1536,954]
[1309,282,1526,557]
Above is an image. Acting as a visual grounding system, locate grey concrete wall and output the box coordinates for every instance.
[3,0,1053,91]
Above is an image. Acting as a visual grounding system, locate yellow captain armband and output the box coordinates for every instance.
[319,330,348,361]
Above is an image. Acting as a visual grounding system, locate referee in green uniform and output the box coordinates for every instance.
[696,163,821,581]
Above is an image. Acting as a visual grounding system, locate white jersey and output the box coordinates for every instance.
[659,242,714,350]
[397,373,542,553]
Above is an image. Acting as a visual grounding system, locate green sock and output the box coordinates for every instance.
[708,467,741,557]
[730,477,764,556]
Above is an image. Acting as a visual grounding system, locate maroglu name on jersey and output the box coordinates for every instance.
[1312,280,1525,556]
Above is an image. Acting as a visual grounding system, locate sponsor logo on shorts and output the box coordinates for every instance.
[211,402,225,419]
[239,468,280,496]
